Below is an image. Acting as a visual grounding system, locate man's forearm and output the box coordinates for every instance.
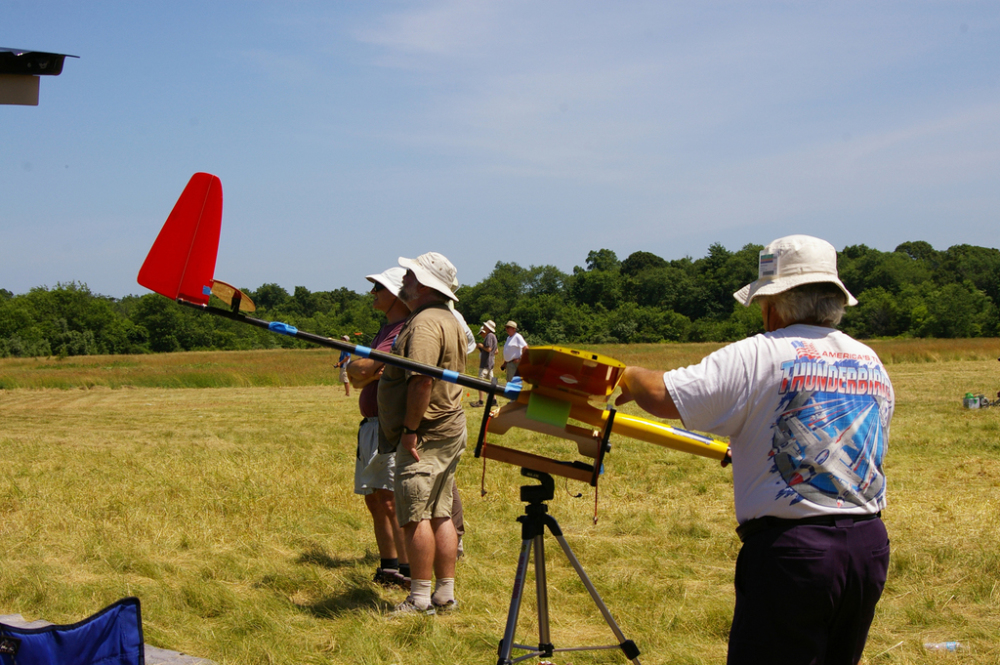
[404,376,434,430]
[620,366,681,420]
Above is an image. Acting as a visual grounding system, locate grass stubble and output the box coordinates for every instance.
[0,339,998,664]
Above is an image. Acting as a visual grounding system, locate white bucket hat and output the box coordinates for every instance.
[399,252,459,302]
[483,320,496,333]
[365,266,405,298]
[733,235,857,307]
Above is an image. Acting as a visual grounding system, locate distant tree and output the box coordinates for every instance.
[584,248,621,273]
[842,287,903,338]
[251,283,290,311]
[620,251,668,277]
[894,240,939,263]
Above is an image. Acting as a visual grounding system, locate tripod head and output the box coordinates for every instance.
[519,468,555,504]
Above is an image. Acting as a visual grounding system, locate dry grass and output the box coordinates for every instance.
[1,339,999,663]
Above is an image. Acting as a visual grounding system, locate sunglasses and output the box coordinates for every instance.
[371,282,386,293]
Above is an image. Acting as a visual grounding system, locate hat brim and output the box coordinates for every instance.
[365,273,402,298]
[734,274,858,307]
[398,256,459,302]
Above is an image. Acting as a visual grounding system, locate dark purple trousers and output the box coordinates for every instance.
[727,517,890,665]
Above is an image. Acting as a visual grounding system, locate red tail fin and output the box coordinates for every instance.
[137,173,223,305]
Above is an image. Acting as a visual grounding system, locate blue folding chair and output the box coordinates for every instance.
[0,597,144,665]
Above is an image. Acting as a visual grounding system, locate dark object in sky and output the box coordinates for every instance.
[0,47,78,106]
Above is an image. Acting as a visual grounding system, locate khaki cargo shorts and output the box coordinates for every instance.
[394,429,467,527]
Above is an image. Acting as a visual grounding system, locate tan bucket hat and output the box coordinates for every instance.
[399,252,459,302]
[733,235,857,307]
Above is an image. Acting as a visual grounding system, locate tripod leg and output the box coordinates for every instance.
[533,534,553,658]
[552,532,642,664]
[497,536,534,665]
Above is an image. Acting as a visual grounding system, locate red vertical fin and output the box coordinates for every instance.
[137,172,223,304]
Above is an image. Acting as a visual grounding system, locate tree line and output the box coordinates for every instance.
[2,240,998,359]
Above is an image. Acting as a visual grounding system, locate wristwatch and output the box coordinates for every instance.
[402,425,418,435]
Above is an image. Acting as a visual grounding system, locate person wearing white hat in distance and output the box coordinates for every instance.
[500,320,527,383]
[616,235,892,665]
[470,320,497,407]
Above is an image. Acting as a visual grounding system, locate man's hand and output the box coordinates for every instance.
[401,432,420,461]
[614,366,682,421]
[347,359,384,388]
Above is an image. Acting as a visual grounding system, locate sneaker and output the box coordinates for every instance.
[391,597,436,616]
[373,568,409,589]
[468,400,483,408]
[432,598,459,612]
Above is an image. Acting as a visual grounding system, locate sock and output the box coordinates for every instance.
[399,563,411,578]
[409,579,433,608]
[380,558,399,572]
[432,578,455,605]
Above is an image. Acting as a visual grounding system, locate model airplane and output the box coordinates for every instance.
[137,173,729,487]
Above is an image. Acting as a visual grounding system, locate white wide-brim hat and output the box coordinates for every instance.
[733,235,858,307]
[399,252,459,302]
[366,266,405,298]
[483,320,496,333]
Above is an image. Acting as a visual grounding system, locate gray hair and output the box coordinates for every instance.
[760,283,847,328]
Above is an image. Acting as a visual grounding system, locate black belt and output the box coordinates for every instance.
[736,512,881,542]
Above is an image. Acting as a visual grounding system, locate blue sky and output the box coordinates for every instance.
[3,1,998,299]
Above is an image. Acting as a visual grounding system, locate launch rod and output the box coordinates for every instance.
[175,299,523,400]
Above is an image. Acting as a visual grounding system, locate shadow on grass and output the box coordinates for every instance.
[299,586,394,619]
[295,546,378,570]
[293,546,397,618]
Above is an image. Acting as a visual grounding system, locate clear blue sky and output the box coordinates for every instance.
[3,1,998,299]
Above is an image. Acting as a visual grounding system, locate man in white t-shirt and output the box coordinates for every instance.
[500,320,528,382]
[617,235,892,665]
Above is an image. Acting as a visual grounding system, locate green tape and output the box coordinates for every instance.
[526,392,571,428]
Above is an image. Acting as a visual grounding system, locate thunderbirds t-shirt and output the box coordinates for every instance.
[664,325,892,524]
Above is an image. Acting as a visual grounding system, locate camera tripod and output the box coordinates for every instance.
[495,468,641,665]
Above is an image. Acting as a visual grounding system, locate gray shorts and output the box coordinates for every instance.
[355,417,395,495]
[505,360,520,383]
[394,429,467,526]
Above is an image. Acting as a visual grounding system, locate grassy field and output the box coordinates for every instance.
[1,339,999,664]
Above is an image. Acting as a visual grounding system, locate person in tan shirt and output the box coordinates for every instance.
[377,252,467,615]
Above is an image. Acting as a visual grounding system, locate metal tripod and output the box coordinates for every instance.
[496,469,641,665]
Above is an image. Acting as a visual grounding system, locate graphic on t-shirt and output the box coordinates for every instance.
[769,342,889,508]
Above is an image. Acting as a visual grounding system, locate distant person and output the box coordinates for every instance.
[500,320,528,383]
[378,252,467,615]
[346,268,410,589]
[336,336,352,396]
[616,235,892,665]
[470,320,497,407]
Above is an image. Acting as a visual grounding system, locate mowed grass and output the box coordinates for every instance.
[1,339,999,664]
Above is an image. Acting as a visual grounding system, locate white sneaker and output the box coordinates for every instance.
[391,597,436,616]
